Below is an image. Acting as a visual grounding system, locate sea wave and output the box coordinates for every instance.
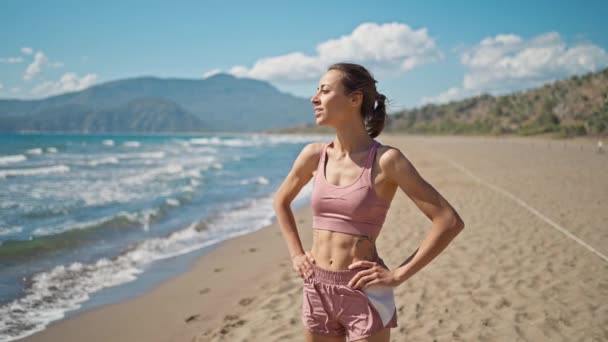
[31,208,161,237]
[87,157,120,166]
[0,155,27,165]
[189,137,258,147]
[239,176,269,185]
[123,141,140,148]
[26,148,43,155]
[0,226,23,238]
[0,193,284,341]
[0,165,70,179]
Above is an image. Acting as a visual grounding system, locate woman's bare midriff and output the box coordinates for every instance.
[310,228,377,270]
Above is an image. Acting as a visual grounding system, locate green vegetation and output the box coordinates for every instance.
[383,68,608,138]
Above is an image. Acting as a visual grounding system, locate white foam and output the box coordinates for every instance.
[102,139,115,146]
[165,198,180,206]
[0,187,314,341]
[189,137,257,147]
[87,157,120,166]
[0,165,70,178]
[121,164,184,185]
[26,148,43,155]
[123,141,140,148]
[111,151,166,160]
[0,226,23,236]
[0,154,27,165]
[257,133,330,144]
[46,147,57,153]
[133,151,165,159]
[239,176,269,185]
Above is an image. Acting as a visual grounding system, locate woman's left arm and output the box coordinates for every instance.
[348,147,465,289]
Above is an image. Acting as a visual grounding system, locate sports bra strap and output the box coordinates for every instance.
[364,140,379,169]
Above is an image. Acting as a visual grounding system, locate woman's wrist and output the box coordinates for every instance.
[291,252,305,259]
[394,266,410,285]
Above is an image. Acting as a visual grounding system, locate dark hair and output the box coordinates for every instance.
[327,62,388,138]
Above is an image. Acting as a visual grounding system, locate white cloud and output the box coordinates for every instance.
[316,22,442,72]
[0,83,3,90]
[229,52,322,81]
[23,50,64,80]
[21,47,33,55]
[31,72,97,97]
[217,22,441,82]
[422,31,608,105]
[202,68,222,78]
[24,51,48,80]
[0,57,24,63]
[10,87,21,94]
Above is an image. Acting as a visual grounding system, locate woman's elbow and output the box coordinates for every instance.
[450,211,465,231]
[438,209,464,231]
[272,193,290,210]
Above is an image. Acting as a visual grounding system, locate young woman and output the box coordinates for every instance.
[273,63,465,342]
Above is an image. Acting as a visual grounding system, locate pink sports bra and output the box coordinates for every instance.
[311,139,391,240]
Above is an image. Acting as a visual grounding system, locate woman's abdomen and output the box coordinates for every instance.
[310,229,377,270]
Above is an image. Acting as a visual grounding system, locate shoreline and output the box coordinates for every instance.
[20,204,313,342]
[19,134,608,341]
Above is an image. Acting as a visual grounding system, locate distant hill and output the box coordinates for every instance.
[268,68,608,138]
[0,73,314,133]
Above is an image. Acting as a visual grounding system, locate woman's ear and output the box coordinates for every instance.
[349,90,363,108]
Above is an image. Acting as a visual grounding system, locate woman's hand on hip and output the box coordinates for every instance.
[292,251,315,278]
[347,260,399,290]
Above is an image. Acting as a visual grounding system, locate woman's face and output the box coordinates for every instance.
[310,69,358,126]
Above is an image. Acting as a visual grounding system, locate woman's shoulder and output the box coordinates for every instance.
[292,141,327,172]
[302,141,327,158]
[375,143,414,171]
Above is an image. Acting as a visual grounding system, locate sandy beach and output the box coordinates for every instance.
[21,134,608,342]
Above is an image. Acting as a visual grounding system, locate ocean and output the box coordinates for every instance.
[0,132,326,341]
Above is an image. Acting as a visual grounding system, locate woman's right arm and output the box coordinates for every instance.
[272,142,321,277]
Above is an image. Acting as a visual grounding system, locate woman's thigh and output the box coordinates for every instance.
[304,329,346,342]
[350,327,390,342]
[304,327,391,342]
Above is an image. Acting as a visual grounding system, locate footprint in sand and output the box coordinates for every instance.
[213,267,223,273]
[494,297,511,310]
[185,314,200,323]
[199,288,210,295]
[224,314,240,321]
[239,297,254,306]
[219,319,247,335]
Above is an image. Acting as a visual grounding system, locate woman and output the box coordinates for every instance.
[273,63,465,342]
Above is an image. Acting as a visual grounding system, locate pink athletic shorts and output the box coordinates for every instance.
[301,257,398,340]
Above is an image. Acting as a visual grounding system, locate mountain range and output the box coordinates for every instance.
[2,68,607,137]
[0,73,314,133]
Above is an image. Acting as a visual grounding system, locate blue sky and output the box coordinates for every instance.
[1,0,607,110]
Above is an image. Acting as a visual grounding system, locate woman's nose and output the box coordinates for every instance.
[310,93,320,104]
